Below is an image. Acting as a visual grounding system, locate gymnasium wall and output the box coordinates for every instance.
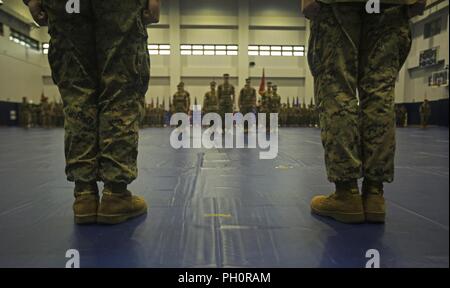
[0,0,448,126]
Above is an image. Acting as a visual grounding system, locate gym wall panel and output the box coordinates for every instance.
[180,0,238,17]
[249,0,301,18]
[0,101,20,126]
[146,84,172,106]
[180,16,238,27]
[180,28,238,45]
[181,58,239,75]
[147,77,171,102]
[180,0,238,26]
[149,56,171,76]
[41,81,61,103]
[181,66,238,78]
[249,0,303,28]
[180,28,239,71]
[249,56,304,70]
[0,36,46,103]
[148,28,171,44]
[399,6,449,103]
[249,29,305,45]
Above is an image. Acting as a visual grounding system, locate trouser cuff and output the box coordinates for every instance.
[104,182,128,194]
[335,179,359,194]
[74,181,99,194]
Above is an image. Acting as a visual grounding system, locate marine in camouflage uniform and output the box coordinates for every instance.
[307,100,315,127]
[203,81,219,114]
[419,99,431,128]
[218,74,235,123]
[395,104,407,127]
[49,102,57,127]
[238,78,257,132]
[260,82,273,130]
[400,105,408,127]
[27,0,159,224]
[280,103,288,127]
[260,82,273,114]
[56,101,64,127]
[157,104,165,127]
[20,97,32,128]
[153,100,160,126]
[295,105,302,127]
[238,78,257,116]
[172,82,190,114]
[152,104,158,127]
[40,96,51,128]
[286,101,293,127]
[270,85,281,114]
[144,103,152,127]
[305,0,418,223]
[269,85,281,130]
[300,100,308,127]
[31,103,39,127]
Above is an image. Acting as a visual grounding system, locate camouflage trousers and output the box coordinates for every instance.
[420,113,430,127]
[240,106,254,116]
[219,104,233,120]
[308,3,412,183]
[43,0,150,184]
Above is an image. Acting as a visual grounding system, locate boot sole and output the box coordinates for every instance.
[75,214,97,225]
[311,207,365,224]
[365,212,386,223]
[97,207,147,225]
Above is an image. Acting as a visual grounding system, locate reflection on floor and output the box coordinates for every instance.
[0,127,448,268]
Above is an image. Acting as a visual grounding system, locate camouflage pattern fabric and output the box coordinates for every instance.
[43,0,150,184]
[279,105,287,127]
[19,99,32,128]
[308,3,412,183]
[260,91,272,114]
[395,105,407,127]
[40,100,51,127]
[173,92,190,113]
[204,91,219,114]
[218,83,235,117]
[270,93,281,114]
[239,86,257,115]
[420,101,431,127]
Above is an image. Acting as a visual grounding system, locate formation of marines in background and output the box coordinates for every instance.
[19,95,64,128]
[419,99,431,128]
[141,74,320,128]
[19,87,433,130]
[141,91,320,128]
[395,100,432,128]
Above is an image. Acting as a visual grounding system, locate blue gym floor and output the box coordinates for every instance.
[0,127,448,268]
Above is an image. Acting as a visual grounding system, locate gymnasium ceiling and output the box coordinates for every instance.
[1,0,35,24]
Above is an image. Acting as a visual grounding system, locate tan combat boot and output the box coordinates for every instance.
[73,182,99,225]
[311,181,365,224]
[97,183,148,225]
[362,180,386,223]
